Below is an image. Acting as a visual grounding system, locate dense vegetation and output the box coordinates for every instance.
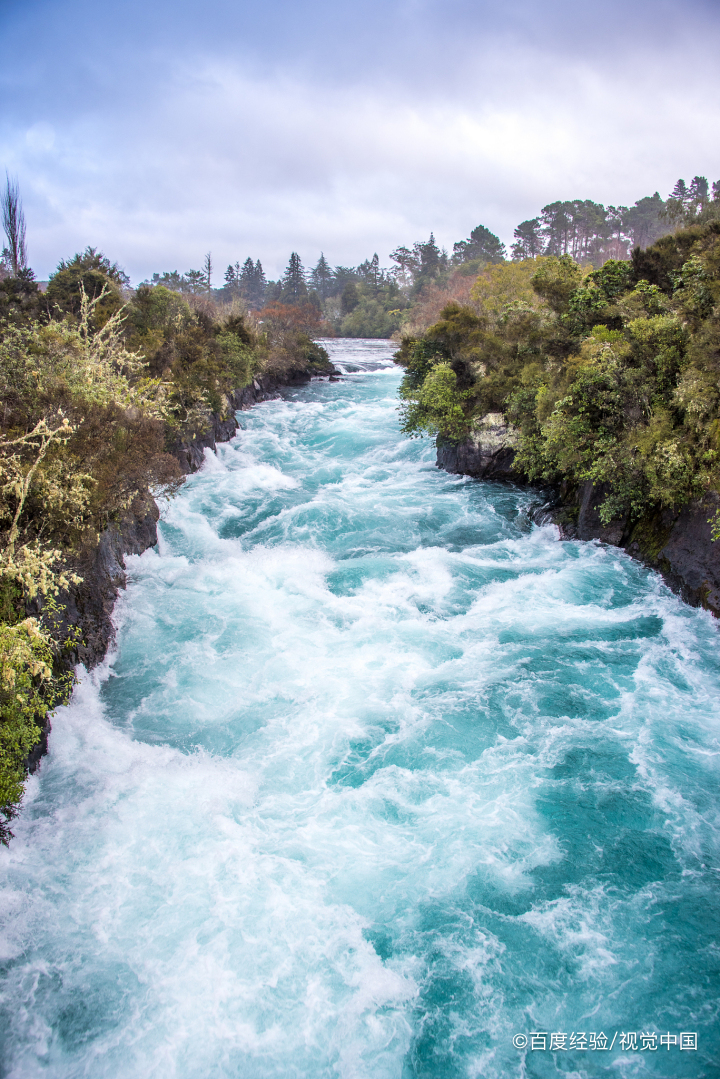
[141,180,687,339]
[397,188,720,541]
[0,235,329,841]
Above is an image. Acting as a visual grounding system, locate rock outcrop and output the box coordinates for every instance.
[437,423,720,618]
[437,413,522,481]
[170,368,337,473]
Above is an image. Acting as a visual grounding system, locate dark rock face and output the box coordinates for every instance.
[28,494,160,774]
[627,496,720,615]
[170,369,339,473]
[437,414,523,482]
[438,434,720,618]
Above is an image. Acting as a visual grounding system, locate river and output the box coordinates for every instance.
[1,338,718,1078]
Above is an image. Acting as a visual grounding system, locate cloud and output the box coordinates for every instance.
[1,0,719,280]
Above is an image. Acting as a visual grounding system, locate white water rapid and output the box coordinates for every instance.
[1,339,718,1078]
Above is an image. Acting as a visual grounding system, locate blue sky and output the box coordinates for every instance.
[1,0,719,282]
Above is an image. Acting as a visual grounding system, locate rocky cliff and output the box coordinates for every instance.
[437,417,720,618]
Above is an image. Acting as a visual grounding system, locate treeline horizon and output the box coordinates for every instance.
[140,176,719,295]
[126,175,720,338]
[3,174,720,340]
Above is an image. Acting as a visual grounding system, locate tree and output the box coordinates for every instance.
[238,257,255,301]
[511,219,543,260]
[280,253,308,305]
[356,253,382,292]
[340,281,359,315]
[224,264,238,291]
[453,224,506,265]
[688,176,709,208]
[670,178,689,204]
[203,252,213,290]
[540,202,573,256]
[46,247,128,316]
[183,269,207,295]
[310,253,334,300]
[623,194,668,248]
[237,258,266,308]
[414,234,446,286]
[1,175,28,277]
[253,260,267,307]
[389,246,418,288]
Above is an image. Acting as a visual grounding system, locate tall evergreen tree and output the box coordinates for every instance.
[281,252,308,305]
[670,178,689,204]
[253,260,267,307]
[453,225,506,264]
[623,194,667,248]
[511,219,543,260]
[310,253,333,300]
[414,234,445,284]
[239,257,255,300]
[332,266,359,296]
[357,253,382,291]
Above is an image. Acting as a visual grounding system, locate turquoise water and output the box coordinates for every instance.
[1,338,719,1078]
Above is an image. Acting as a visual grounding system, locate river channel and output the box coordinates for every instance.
[1,339,718,1078]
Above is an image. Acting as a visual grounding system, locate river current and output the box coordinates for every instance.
[1,339,719,1078]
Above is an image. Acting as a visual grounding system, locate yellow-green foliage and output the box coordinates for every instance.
[127,286,261,424]
[0,611,73,843]
[469,258,544,317]
[397,221,720,524]
[0,254,329,837]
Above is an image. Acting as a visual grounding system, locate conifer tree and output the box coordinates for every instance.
[310,253,333,300]
[453,225,506,264]
[281,252,307,305]
[253,260,267,306]
[511,219,543,260]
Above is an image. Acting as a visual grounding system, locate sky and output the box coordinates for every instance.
[1,0,720,283]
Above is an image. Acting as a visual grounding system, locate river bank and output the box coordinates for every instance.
[27,363,338,772]
[436,419,720,617]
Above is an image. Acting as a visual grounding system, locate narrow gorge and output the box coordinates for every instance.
[1,340,717,1078]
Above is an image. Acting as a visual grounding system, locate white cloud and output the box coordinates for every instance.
[2,17,720,281]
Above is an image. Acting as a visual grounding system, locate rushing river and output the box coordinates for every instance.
[1,339,719,1078]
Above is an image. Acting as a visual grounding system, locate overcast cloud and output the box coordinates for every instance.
[1,0,719,281]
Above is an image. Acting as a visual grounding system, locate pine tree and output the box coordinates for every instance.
[453,225,506,264]
[252,260,267,307]
[357,253,382,291]
[670,179,689,203]
[414,234,444,284]
[511,219,543,260]
[239,257,255,301]
[688,176,709,209]
[310,253,334,300]
[281,252,307,305]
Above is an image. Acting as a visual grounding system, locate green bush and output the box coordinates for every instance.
[397,219,720,525]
